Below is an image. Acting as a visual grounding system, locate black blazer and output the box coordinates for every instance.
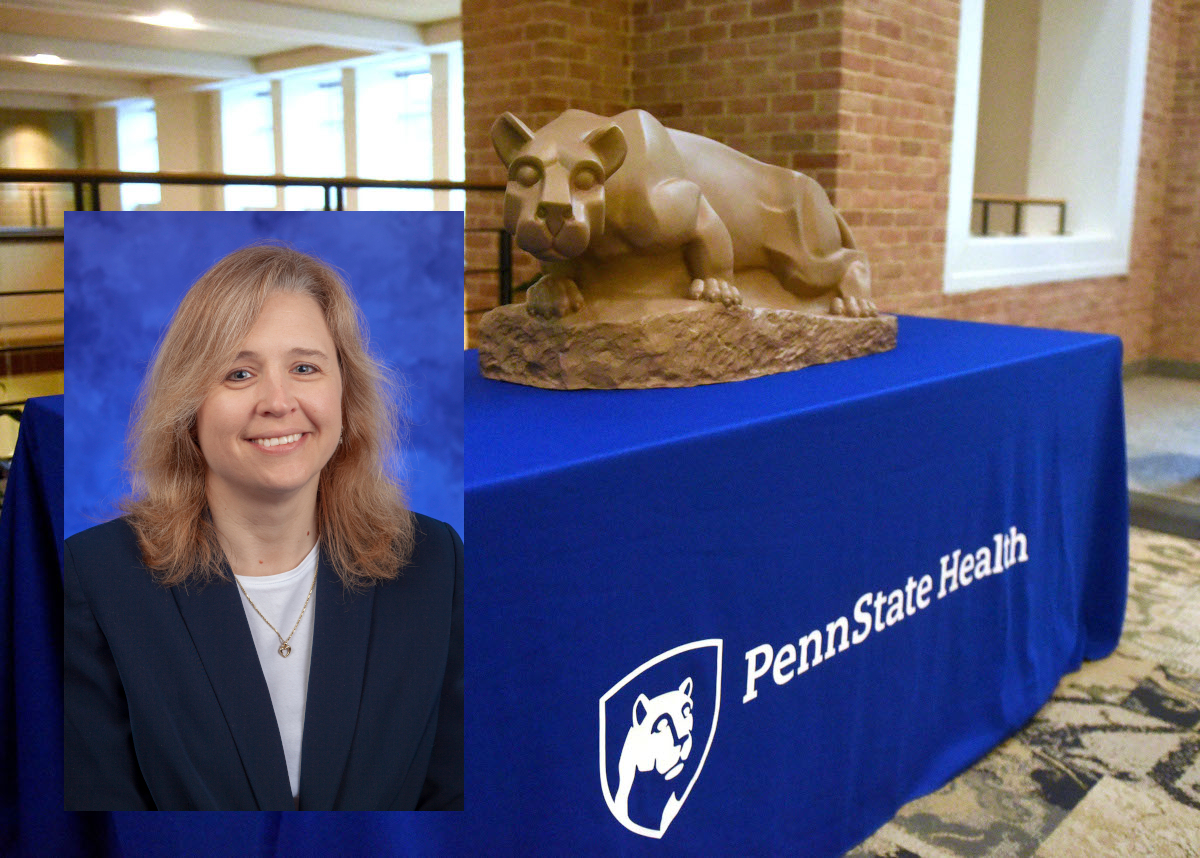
[64,513,463,811]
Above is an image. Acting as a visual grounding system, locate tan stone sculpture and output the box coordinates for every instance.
[477,109,897,388]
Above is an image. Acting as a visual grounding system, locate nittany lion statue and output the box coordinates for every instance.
[613,677,695,834]
[490,108,876,320]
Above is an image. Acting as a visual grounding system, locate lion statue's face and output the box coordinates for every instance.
[502,151,605,261]
[629,677,694,781]
[490,111,628,262]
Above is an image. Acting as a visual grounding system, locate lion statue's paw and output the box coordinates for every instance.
[688,277,742,308]
[526,276,585,318]
[830,295,878,318]
[830,260,876,317]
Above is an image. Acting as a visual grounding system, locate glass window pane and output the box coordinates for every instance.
[282,71,344,210]
[356,56,434,211]
[221,82,277,211]
[116,101,160,211]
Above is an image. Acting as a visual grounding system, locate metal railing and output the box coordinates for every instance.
[0,168,516,411]
[464,228,514,309]
[972,194,1067,236]
[0,167,513,342]
[0,167,505,213]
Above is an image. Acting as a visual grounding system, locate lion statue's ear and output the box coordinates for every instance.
[633,693,651,727]
[584,123,627,178]
[491,113,535,167]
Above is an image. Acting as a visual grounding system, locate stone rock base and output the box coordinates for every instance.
[477,303,898,389]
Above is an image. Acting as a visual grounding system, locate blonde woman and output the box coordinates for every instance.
[64,244,463,811]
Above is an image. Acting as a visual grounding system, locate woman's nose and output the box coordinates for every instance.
[257,372,297,415]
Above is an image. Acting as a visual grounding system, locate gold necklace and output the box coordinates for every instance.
[234,564,318,658]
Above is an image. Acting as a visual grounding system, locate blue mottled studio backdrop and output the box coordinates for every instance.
[64,210,463,540]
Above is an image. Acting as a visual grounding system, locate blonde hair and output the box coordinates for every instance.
[122,242,414,589]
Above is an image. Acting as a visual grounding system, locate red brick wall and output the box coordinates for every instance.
[630,1,958,304]
[1156,0,1200,362]
[632,1,843,191]
[830,1,958,305]
[819,0,1185,365]
[462,0,1196,364]
[864,0,1180,364]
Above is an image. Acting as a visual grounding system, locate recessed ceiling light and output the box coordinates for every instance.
[140,10,200,29]
[27,53,68,65]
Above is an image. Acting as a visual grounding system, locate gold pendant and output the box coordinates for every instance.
[278,642,292,658]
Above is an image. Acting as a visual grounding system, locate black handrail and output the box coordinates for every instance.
[0,168,505,210]
[972,195,1067,236]
[0,228,63,241]
[0,169,518,329]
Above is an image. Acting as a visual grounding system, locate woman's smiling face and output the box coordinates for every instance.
[196,291,343,507]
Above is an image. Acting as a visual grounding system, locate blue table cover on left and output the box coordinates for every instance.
[0,396,101,855]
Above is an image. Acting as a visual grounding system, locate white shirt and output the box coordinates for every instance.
[233,543,319,801]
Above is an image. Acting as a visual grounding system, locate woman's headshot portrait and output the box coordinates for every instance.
[62,211,463,811]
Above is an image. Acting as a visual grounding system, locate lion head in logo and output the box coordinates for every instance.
[490,110,628,263]
[613,677,694,831]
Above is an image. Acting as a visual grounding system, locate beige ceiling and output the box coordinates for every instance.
[0,0,460,111]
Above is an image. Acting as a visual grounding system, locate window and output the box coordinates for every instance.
[944,0,1152,292]
[209,45,465,213]
[356,56,435,211]
[281,70,345,210]
[115,100,160,211]
[221,81,277,211]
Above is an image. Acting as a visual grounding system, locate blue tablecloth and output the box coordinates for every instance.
[0,396,98,855]
[1,315,1129,856]
[463,315,1128,855]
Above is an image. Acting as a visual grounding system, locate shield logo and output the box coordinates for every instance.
[599,639,722,838]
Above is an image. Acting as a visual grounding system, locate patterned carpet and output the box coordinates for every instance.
[848,527,1200,858]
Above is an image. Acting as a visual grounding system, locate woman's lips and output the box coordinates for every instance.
[248,432,306,450]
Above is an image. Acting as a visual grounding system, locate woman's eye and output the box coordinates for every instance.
[227,369,252,381]
[294,364,317,375]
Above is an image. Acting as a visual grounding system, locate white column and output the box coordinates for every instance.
[154,90,213,210]
[204,90,225,211]
[342,66,357,211]
[90,107,122,211]
[271,78,284,210]
[431,52,450,212]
